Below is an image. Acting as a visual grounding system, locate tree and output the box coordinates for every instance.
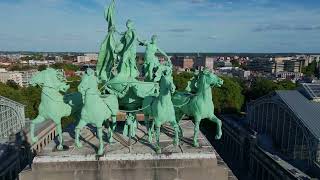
[51,63,79,71]
[172,71,193,91]
[37,64,48,71]
[8,64,35,71]
[231,59,240,67]
[213,76,245,114]
[6,80,20,90]
[302,61,318,77]
[277,80,297,90]
[246,78,297,101]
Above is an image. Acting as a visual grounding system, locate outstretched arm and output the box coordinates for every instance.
[157,48,169,60]
[138,38,147,46]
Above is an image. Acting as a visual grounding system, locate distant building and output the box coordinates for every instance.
[55,56,64,62]
[273,57,303,73]
[194,56,215,70]
[77,54,98,63]
[21,70,38,87]
[247,90,320,177]
[248,57,303,74]
[171,56,194,70]
[275,72,303,81]
[304,55,320,66]
[247,58,274,73]
[0,70,37,87]
[27,60,54,66]
[217,67,251,80]
[0,71,23,86]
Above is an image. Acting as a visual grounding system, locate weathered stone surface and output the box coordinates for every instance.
[20,121,228,180]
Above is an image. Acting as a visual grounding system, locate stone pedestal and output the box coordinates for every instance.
[20,121,228,180]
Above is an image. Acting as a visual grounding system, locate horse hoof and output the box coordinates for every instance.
[31,137,39,143]
[57,145,64,151]
[97,149,104,156]
[108,137,113,143]
[156,147,161,154]
[193,142,199,148]
[76,142,83,148]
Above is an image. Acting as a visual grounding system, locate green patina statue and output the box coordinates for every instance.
[143,62,179,153]
[117,19,139,78]
[96,0,117,81]
[30,68,82,150]
[30,0,223,154]
[173,68,224,147]
[140,35,170,81]
[76,68,119,155]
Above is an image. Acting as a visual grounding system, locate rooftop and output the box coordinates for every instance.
[275,90,320,139]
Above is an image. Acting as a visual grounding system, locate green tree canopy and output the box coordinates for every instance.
[51,63,79,71]
[213,76,245,114]
[246,78,297,100]
[302,61,319,77]
[0,82,41,119]
[172,71,193,91]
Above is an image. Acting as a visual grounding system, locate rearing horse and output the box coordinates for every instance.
[143,64,179,153]
[76,69,119,155]
[173,69,224,147]
[29,68,82,150]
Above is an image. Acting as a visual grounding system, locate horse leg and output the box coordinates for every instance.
[30,115,45,143]
[132,118,137,137]
[148,119,155,143]
[193,116,201,147]
[75,120,87,148]
[56,120,64,150]
[144,115,150,133]
[108,115,117,143]
[170,120,180,146]
[155,124,161,154]
[97,126,104,155]
[209,115,223,140]
[175,111,185,138]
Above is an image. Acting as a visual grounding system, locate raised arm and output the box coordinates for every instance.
[157,48,169,60]
[138,38,147,46]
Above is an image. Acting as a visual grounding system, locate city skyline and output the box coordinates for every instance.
[0,0,320,53]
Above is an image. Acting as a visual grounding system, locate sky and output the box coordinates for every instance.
[0,0,319,53]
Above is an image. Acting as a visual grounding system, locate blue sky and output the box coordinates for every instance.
[0,0,319,52]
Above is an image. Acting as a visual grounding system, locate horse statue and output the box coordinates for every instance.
[76,69,119,155]
[172,68,224,147]
[143,63,179,153]
[29,68,82,150]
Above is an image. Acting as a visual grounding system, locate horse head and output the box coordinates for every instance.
[78,68,100,95]
[30,68,70,92]
[199,68,223,89]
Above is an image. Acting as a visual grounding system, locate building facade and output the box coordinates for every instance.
[0,70,38,87]
[0,72,23,86]
[21,70,38,87]
[0,96,25,140]
[246,90,320,177]
[247,58,274,73]
[0,96,32,180]
[212,115,312,180]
